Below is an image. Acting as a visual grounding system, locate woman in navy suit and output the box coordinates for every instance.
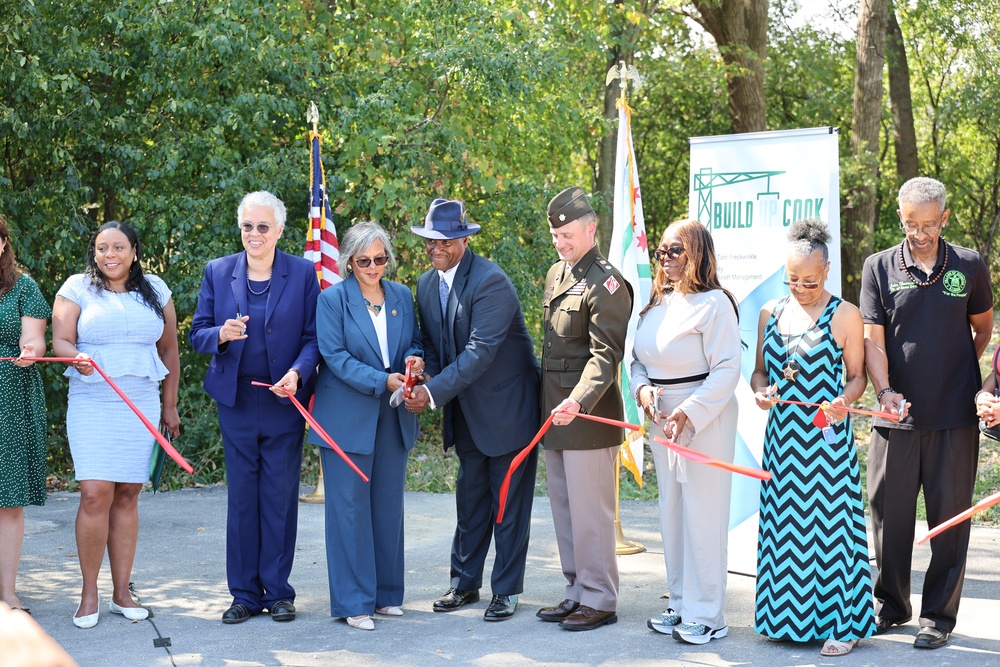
[189,191,320,625]
[308,221,422,631]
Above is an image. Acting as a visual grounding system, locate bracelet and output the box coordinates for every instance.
[635,384,646,404]
[876,387,896,402]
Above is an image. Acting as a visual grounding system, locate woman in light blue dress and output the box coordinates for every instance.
[52,221,180,629]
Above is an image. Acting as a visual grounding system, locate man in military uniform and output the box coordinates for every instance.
[535,186,632,631]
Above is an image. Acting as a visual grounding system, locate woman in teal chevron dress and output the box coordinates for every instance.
[750,219,876,657]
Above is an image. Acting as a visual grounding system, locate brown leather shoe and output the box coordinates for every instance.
[536,599,580,622]
[558,605,618,631]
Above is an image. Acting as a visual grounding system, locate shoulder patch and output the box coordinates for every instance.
[603,275,620,295]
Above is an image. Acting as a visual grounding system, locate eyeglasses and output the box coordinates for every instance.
[782,280,822,290]
[899,222,942,235]
[240,222,274,235]
[354,255,389,268]
[653,245,684,262]
[424,239,455,249]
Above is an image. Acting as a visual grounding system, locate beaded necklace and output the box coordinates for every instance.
[780,296,826,382]
[246,272,271,295]
[898,241,948,287]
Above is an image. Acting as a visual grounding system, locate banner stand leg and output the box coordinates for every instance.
[614,454,645,555]
[300,448,326,504]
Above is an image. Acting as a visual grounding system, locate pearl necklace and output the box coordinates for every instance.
[899,241,948,287]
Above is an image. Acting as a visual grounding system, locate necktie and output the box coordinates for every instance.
[439,275,450,319]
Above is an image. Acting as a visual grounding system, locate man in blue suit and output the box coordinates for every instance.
[406,199,541,621]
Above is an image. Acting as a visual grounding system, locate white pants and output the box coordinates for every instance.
[652,381,737,629]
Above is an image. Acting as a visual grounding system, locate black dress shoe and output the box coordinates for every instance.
[874,614,911,635]
[432,588,480,612]
[914,625,950,649]
[483,595,517,621]
[269,600,296,622]
[536,599,580,622]
[222,603,254,624]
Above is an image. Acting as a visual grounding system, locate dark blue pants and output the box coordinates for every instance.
[218,381,305,613]
[321,392,408,617]
[450,403,537,595]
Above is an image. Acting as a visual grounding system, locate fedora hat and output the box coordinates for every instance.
[410,199,481,239]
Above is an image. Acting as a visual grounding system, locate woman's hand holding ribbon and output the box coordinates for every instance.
[12,344,36,368]
[753,384,778,411]
[271,368,300,398]
[72,352,94,376]
[821,395,850,424]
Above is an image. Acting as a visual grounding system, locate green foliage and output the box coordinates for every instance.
[3,0,999,502]
[1,0,594,486]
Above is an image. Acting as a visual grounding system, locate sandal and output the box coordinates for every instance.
[820,638,857,656]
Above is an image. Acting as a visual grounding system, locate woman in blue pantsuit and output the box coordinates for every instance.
[189,191,320,625]
[308,221,421,631]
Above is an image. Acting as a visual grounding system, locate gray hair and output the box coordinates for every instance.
[237,191,287,230]
[787,218,830,262]
[898,177,947,212]
[339,221,396,279]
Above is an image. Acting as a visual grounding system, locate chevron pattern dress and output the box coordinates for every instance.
[754,295,877,642]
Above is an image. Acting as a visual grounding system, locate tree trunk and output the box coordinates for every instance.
[841,0,889,305]
[886,2,918,184]
[693,0,768,134]
[595,46,626,255]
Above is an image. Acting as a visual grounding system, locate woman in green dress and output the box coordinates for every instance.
[0,215,51,614]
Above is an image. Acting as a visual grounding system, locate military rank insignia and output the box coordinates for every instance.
[603,275,620,294]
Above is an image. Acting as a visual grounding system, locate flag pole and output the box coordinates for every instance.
[607,60,645,555]
[300,100,326,505]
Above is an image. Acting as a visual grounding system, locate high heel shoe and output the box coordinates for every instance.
[110,599,149,621]
[73,598,100,629]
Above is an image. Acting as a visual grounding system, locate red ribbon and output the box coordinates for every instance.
[569,412,642,431]
[0,357,194,474]
[250,381,369,482]
[403,359,416,399]
[918,489,1000,544]
[769,397,901,422]
[496,413,554,524]
[652,435,772,481]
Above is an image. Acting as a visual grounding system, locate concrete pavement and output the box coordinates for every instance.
[15,486,1000,666]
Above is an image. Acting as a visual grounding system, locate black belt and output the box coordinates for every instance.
[649,373,709,385]
[542,358,589,371]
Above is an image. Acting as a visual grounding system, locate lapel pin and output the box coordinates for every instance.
[391,309,397,316]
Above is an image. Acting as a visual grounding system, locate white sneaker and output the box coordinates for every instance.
[647,608,682,635]
[346,615,375,631]
[672,623,728,644]
[375,606,403,616]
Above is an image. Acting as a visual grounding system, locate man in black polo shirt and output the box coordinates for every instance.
[860,176,994,650]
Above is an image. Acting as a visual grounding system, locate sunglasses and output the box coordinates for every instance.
[354,255,389,268]
[653,245,684,262]
[782,280,822,290]
[239,222,274,235]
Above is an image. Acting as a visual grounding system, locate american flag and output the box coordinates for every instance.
[304,130,341,289]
